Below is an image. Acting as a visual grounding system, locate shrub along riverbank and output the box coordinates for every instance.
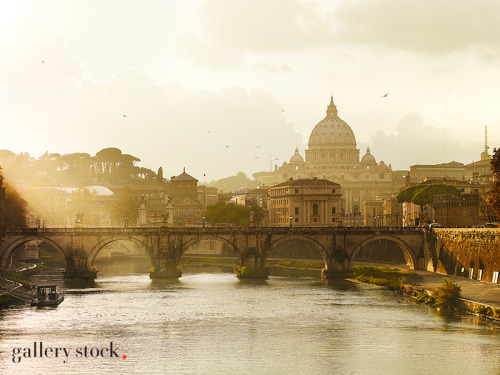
[351,265,408,290]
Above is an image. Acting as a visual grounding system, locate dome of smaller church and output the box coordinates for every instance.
[290,147,304,163]
[361,147,376,163]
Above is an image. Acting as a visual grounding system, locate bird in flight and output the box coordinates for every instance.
[123,114,127,118]
[381,93,389,98]
[257,145,261,148]
[203,173,206,177]
[225,145,229,148]
[41,60,44,64]
[281,109,285,113]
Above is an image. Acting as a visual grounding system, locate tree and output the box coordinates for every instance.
[3,183,28,228]
[157,167,164,183]
[110,186,142,225]
[488,147,500,218]
[0,167,27,238]
[397,185,427,206]
[397,183,460,210]
[412,184,461,209]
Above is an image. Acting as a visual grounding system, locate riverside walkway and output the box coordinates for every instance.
[404,269,500,308]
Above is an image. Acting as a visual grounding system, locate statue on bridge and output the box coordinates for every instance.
[74,212,84,227]
[161,211,170,227]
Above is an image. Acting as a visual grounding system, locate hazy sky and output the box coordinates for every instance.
[1,0,499,181]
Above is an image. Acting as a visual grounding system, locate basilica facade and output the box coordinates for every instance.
[273,97,405,218]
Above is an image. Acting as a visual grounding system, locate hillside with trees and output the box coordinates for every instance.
[0,147,163,187]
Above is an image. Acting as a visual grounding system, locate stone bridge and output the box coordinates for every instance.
[0,227,429,279]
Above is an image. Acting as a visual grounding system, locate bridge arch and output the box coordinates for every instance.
[88,236,151,266]
[350,235,417,269]
[0,236,68,268]
[181,235,240,257]
[269,235,328,265]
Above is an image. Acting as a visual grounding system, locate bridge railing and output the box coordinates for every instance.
[6,226,426,236]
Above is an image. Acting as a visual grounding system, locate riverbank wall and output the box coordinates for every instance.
[433,228,500,284]
[401,283,500,323]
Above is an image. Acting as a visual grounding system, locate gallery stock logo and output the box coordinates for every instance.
[12,342,127,364]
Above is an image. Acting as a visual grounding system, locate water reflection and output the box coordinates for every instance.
[0,263,498,374]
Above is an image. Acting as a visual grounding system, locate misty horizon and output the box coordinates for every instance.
[1,1,499,181]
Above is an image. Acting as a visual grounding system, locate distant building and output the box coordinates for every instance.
[409,162,465,183]
[169,169,203,226]
[433,194,481,227]
[273,97,405,219]
[21,185,116,227]
[363,195,402,227]
[197,186,219,211]
[233,187,269,207]
[268,177,342,226]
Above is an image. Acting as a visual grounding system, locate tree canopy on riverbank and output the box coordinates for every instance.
[397,183,461,209]
[488,147,500,219]
[0,167,27,237]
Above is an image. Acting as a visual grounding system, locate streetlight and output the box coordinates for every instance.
[202,216,206,228]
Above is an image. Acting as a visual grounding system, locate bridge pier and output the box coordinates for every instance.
[321,257,351,279]
[64,248,98,280]
[150,242,183,279]
[235,253,268,279]
[150,261,182,278]
[320,244,352,279]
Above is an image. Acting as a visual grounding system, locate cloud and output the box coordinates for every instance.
[184,0,334,67]
[0,15,303,180]
[333,0,500,58]
[369,112,481,170]
[253,62,293,73]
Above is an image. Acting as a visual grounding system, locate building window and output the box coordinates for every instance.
[314,218,318,223]
[332,218,335,222]
[196,210,200,216]
[332,207,336,215]
[331,189,335,193]
[295,189,298,193]
[295,207,299,214]
[295,218,299,223]
[174,210,178,216]
[379,173,384,179]
[313,204,318,215]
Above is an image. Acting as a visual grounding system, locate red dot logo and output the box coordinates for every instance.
[122,355,127,360]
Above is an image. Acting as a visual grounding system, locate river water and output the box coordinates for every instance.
[0,262,499,375]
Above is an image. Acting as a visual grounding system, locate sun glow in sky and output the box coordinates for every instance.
[1,0,499,181]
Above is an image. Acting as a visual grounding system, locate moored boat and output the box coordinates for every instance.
[31,284,64,307]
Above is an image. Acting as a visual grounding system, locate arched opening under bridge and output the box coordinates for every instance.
[179,237,240,274]
[89,237,152,277]
[351,236,416,270]
[267,236,327,271]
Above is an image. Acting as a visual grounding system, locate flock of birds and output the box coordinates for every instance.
[41,59,390,180]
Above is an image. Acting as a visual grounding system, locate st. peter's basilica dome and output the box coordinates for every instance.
[308,96,356,148]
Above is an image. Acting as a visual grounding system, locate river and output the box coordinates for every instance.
[0,262,499,375]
